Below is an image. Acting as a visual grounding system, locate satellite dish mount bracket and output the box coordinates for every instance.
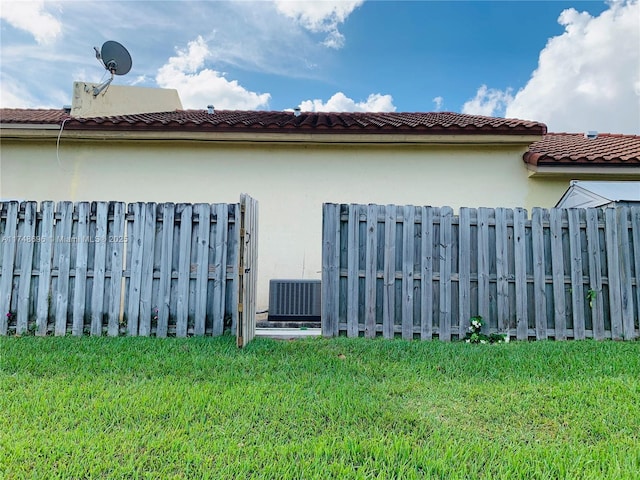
[91,72,115,97]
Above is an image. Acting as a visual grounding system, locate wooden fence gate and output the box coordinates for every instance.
[0,195,259,345]
[237,194,259,347]
[322,203,640,341]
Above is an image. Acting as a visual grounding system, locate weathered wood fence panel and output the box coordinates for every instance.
[322,204,640,341]
[237,194,259,348]
[0,199,252,338]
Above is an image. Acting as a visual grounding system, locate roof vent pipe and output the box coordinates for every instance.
[294,107,301,117]
[584,131,598,139]
[207,105,214,114]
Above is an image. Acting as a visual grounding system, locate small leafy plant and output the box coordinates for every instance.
[587,289,597,308]
[464,316,508,344]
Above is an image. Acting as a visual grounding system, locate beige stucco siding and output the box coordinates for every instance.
[1,139,567,310]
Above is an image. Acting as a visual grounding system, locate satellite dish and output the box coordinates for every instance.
[91,40,133,96]
[99,41,132,75]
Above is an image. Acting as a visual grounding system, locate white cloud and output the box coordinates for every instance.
[432,96,444,111]
[0,74,35,107]
[0,0,62,44]
[130,75,148,87]
[497,0,638,133]
[275,0,363,49]
[462,85,514,117]
[299,92,396,112]
[0,71,66,108]
[156,36,271,110]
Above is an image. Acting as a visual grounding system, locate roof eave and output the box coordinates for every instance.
[527,164,640,177]
[0,123,61,131]
[0,126,543,145]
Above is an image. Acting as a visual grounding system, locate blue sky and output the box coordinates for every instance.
[1,1,638,133]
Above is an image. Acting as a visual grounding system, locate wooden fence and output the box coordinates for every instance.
[322,204,640,341]
[237,194,259,347]
[0,200,247,337]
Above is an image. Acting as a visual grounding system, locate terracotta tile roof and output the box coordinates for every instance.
[1,108,69,124]
[0,108,546,135]
[524,133,640,167]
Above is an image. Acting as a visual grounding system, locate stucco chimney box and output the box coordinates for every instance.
[70,82,183,118]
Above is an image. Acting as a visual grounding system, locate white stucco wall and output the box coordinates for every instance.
[0,139,568,311]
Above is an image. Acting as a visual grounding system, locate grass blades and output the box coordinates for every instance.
[1,336,639,479]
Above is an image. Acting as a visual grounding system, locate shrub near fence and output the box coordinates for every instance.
[322,204,640,341]
[0,200,240,337]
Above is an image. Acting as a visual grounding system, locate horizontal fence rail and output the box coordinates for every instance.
[322,204,640,341]
[0,200,241,337]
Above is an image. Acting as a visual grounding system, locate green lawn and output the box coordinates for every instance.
[1,336,639,479]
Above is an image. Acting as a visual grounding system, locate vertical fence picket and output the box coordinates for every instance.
[605,208,623,339]
[246,195,259,344]
[477,207,491,329]
[36,202,54,335]
[193,203,210,336]
[402,205,415,340]
[0,202,19,335]
[458,207,471,339]
[364,204,378,338]
[631,208,640,339]
[250,197,259,342]
[586,208,605,339]
[16,202,36,335]
[156,203,175,338]
[106,203,125,337]
[549,209,567,340]
[439,206,453,341]
[383,205,397,339]
[322,203,340,337]
[568,209,585,340]
[72,202,89,336]
[227,204,240,336]
[495,208,509,335]
[54,201,73,336]
[211,203,228,337]
[138,203,156,337]
[126,203,145,336]
[617,207,635,340]
[531,208,548,340]
[419,207,435,340]
[176,204,193,337]
[90,202,108,336]
[346,204,359,337]
[514,208,528,340]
